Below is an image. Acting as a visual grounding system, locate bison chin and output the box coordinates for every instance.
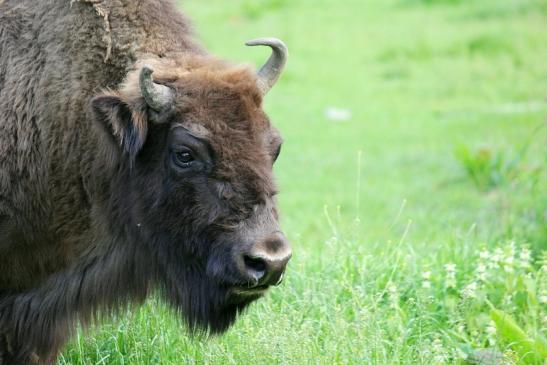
[159,264,262,334]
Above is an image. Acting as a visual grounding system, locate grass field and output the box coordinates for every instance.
[60,0,546,363]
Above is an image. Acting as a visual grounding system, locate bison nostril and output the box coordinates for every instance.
[243,255,267,277]
[238,233,291,288]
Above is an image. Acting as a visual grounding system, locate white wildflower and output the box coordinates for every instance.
[489,248,503,269]
[540,295,547,305]
[422,271,432,289]
[476,263,487,282]
[462,282,478,299]
[479,249,490,260]
[486,321,496,335]
[518,247,531,268]
[538,251,547,271]
[431,337,448,364]
[386,281,399,308]
[444,263,457,288]
[486,320,497,346]
[503,246,515,272]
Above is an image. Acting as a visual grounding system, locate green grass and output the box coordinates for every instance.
[60,0,547,363]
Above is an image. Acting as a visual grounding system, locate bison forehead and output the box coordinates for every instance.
[175,88,273,160]
[150,56,272,145]
[125,55,279,196]
[175,72,267,132]
[206,124,278,204]
[211,130,278,203]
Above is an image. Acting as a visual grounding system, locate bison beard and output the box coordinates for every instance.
[0,0,291,363]
[159,243,257,333]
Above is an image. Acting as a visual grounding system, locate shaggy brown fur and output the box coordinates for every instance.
[0,1,288,364]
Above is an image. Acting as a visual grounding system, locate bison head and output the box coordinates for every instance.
[90,39,291,333]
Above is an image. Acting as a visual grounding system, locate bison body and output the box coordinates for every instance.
[0,1,291,363]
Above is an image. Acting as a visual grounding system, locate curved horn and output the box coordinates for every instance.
[245,37,288,95]
[139,65,173,112]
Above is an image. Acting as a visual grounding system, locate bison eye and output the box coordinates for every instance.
[174,150,194,168]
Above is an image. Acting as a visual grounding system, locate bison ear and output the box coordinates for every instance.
[91,94,148,162]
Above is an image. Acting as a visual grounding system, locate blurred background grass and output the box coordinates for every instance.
[60,0,546,363]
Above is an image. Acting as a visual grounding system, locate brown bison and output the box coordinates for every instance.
[0,0,292,363]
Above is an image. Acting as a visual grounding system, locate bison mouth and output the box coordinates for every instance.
[164,275,270,334]
[192,283,266,334]
[229,284,269,298]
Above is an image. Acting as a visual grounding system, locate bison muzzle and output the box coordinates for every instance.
[0,0,292,363]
